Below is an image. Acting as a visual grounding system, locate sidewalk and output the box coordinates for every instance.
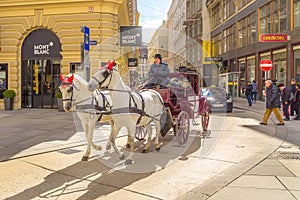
[182,98,300,200]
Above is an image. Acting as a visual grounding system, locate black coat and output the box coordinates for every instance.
[245,84,253,96]
[281,87,290,103]
[266,83,281,108]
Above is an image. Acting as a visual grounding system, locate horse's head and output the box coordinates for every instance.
[87,60,115,92]
[59,74,74,111]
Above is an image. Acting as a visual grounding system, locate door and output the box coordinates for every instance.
[21,60,61,108]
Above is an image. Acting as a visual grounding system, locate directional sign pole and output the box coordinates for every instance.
[81,26,90,81]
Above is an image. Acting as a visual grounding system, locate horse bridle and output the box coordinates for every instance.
[91,69,112,89]
[60,83,74,103]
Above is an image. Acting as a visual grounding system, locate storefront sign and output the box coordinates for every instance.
[22,28,62,60]
[260,34,288,42]
[120,26,142,46]
[128,58,138,67]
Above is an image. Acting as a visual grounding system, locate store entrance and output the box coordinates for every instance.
[21,60,61,108]
[21,28,62,109]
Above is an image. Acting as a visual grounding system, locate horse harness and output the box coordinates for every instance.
[105,88,165,125]
[61,82,112,118]
[91,68,165,125]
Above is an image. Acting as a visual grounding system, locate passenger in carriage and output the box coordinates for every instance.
[143,54,170,89]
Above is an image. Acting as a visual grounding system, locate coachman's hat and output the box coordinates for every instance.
[154,54,162,59]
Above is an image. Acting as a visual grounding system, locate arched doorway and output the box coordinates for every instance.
[21,29,62,108]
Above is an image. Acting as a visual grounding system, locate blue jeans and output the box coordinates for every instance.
[246,95,252,107]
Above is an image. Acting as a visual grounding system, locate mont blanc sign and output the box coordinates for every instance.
[22,29,62,60]
[34,42,54,55]
[120,26,142,46]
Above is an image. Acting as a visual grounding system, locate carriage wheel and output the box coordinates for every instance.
[135,126,147,141]
[201,100,210,131]
[201,114,209,131]
[176,111,190,145]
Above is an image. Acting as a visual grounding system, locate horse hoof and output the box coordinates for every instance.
[125,144,131,149]
[95,145,102,151]
[142,149,149,153]
[119,154,125,160]
[155,147,160,152]
[81,156,89,161]
[125,159,133,165]
[106,145,111,150]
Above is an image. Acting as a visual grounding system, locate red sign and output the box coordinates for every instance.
[260,59,273,71]
[260,34,288,42]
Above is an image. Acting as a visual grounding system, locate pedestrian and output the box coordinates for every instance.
[243,81,253,107]
[293,84,300,120]
[251,80,258,102]
[259,79,285,126]
[278,83,290,121]
[289,79,297,116]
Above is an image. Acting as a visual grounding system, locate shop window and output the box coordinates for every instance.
[0,64,8,99]
[295,49,300,82]
[274,51,287,84]
[247,58,256,82]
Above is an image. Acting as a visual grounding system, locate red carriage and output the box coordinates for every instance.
[135,71,210,145]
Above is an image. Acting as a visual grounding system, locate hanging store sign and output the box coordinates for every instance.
[260,34,288,42]
[120,26,142,46]
[128,58,138,67]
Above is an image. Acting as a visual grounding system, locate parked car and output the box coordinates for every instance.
[201,87,233,113]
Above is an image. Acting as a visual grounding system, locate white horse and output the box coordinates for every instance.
[87,61,165,164]
[59,73,113,161]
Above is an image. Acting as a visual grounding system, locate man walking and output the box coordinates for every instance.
[260,80,285,126]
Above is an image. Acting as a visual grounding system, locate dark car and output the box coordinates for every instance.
[201,87,233,113]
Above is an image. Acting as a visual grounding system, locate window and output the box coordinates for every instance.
[223,29,229,53]
[229,24,236,50]
[198,0,202,11]
[259,0,287,34]
[238,18,247,47]
[238,13,256,48]
[0,64,8,99]
[247,57,256,82]
[212,33,222,56]
[294,0,300,28]
[212,3,222,28]
[224,0,229,20]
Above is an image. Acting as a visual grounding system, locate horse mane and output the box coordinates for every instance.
[72,74,88,87]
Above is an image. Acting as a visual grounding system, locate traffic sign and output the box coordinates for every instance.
[260,59,272,71]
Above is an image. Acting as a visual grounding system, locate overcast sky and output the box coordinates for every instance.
[137,0,172,43]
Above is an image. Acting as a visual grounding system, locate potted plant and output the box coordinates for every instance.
[55,91,64,112]
[3,89,16,110]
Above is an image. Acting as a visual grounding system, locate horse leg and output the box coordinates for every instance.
[154,122,161,151]
[109,124,125,160]
[125,136,131,149]
[90,118,102,151]
[125,133,135,165]
[81,121,91,161]
[106,120,114,150]
[142,125,152,153]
